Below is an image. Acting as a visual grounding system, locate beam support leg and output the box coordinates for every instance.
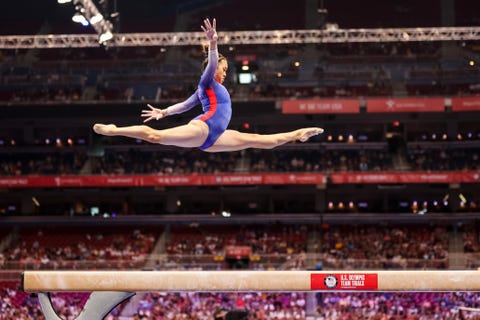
[38,291,135,320]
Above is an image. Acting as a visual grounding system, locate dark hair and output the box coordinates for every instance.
[225,310,249,320]
[201,44,226,70]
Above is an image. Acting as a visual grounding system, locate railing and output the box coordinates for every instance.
[1,258,149,271]
[464,253,480,269]
[0,270,22,281]
[0,253,449,275]
[318,257,448,270]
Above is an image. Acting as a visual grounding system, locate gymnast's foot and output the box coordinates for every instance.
[93,123,118,136]
[296,127,324,142]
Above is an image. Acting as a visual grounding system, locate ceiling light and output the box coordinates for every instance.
[90,13,104,25]
[99,31,113,44]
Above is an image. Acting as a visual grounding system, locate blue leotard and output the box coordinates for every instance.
[165,49,232,150]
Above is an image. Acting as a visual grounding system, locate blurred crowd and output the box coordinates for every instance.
[1,228,156,270]
[0,223,470,271]
[1,146,479,177]
[317,225,448,270]
[3,285,480,319]
[1,40,479,106]
[166,225,307,256]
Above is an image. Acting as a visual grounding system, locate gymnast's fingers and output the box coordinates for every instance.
[204,18,211,29]
[143,116,154,123]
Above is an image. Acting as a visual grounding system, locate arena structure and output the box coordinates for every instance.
[1,0,480,319]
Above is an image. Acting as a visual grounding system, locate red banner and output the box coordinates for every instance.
[451,96,480,112]
[0,173,327,188]
[225,246,251,258]
[366,97,445,113]
[1,172,479,188]
[311,273,378,291]
[329,171,480,184]
[282,99,360,114]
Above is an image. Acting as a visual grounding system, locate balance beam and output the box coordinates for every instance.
[22,270,480,292]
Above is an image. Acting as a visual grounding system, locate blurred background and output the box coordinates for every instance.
[1,0,480,319]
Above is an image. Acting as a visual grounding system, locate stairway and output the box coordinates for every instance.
[391,153,411,171]
[120,227,170,318]
[448,229,466,269]
[234,153,250,173]
[81,86,97,101]
[389,65,408,96]
[306,229,321,269]
[79,158,93,175]
[391,81,408,97]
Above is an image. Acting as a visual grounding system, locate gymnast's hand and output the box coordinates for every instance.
[141,104,167,123]
[201,18,217,42]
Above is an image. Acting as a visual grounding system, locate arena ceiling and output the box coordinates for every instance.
[2,0,480,35]
[1,0,480,48]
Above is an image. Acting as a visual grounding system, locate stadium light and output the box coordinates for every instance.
[72,13,89,26]
[69,0,115,44]
[90,13,104,25]
[99,31,113,44]
[57,0,72,3]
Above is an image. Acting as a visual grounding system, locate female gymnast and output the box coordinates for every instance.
[93,18,324,152]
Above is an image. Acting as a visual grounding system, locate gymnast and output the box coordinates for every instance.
[93,18,324,152]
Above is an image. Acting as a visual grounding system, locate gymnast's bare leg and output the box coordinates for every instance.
[204,127,324,152]
[93,120,209,148]
[93,122,322,151]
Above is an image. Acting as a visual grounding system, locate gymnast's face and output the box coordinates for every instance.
[214,59,228,84]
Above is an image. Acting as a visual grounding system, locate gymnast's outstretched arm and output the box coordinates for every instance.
[141,93,200,123]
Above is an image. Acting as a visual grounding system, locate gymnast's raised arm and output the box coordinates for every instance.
[141,18,218,123]
[199,18,218,87]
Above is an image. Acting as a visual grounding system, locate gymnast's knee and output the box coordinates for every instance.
[143,126,163,143]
